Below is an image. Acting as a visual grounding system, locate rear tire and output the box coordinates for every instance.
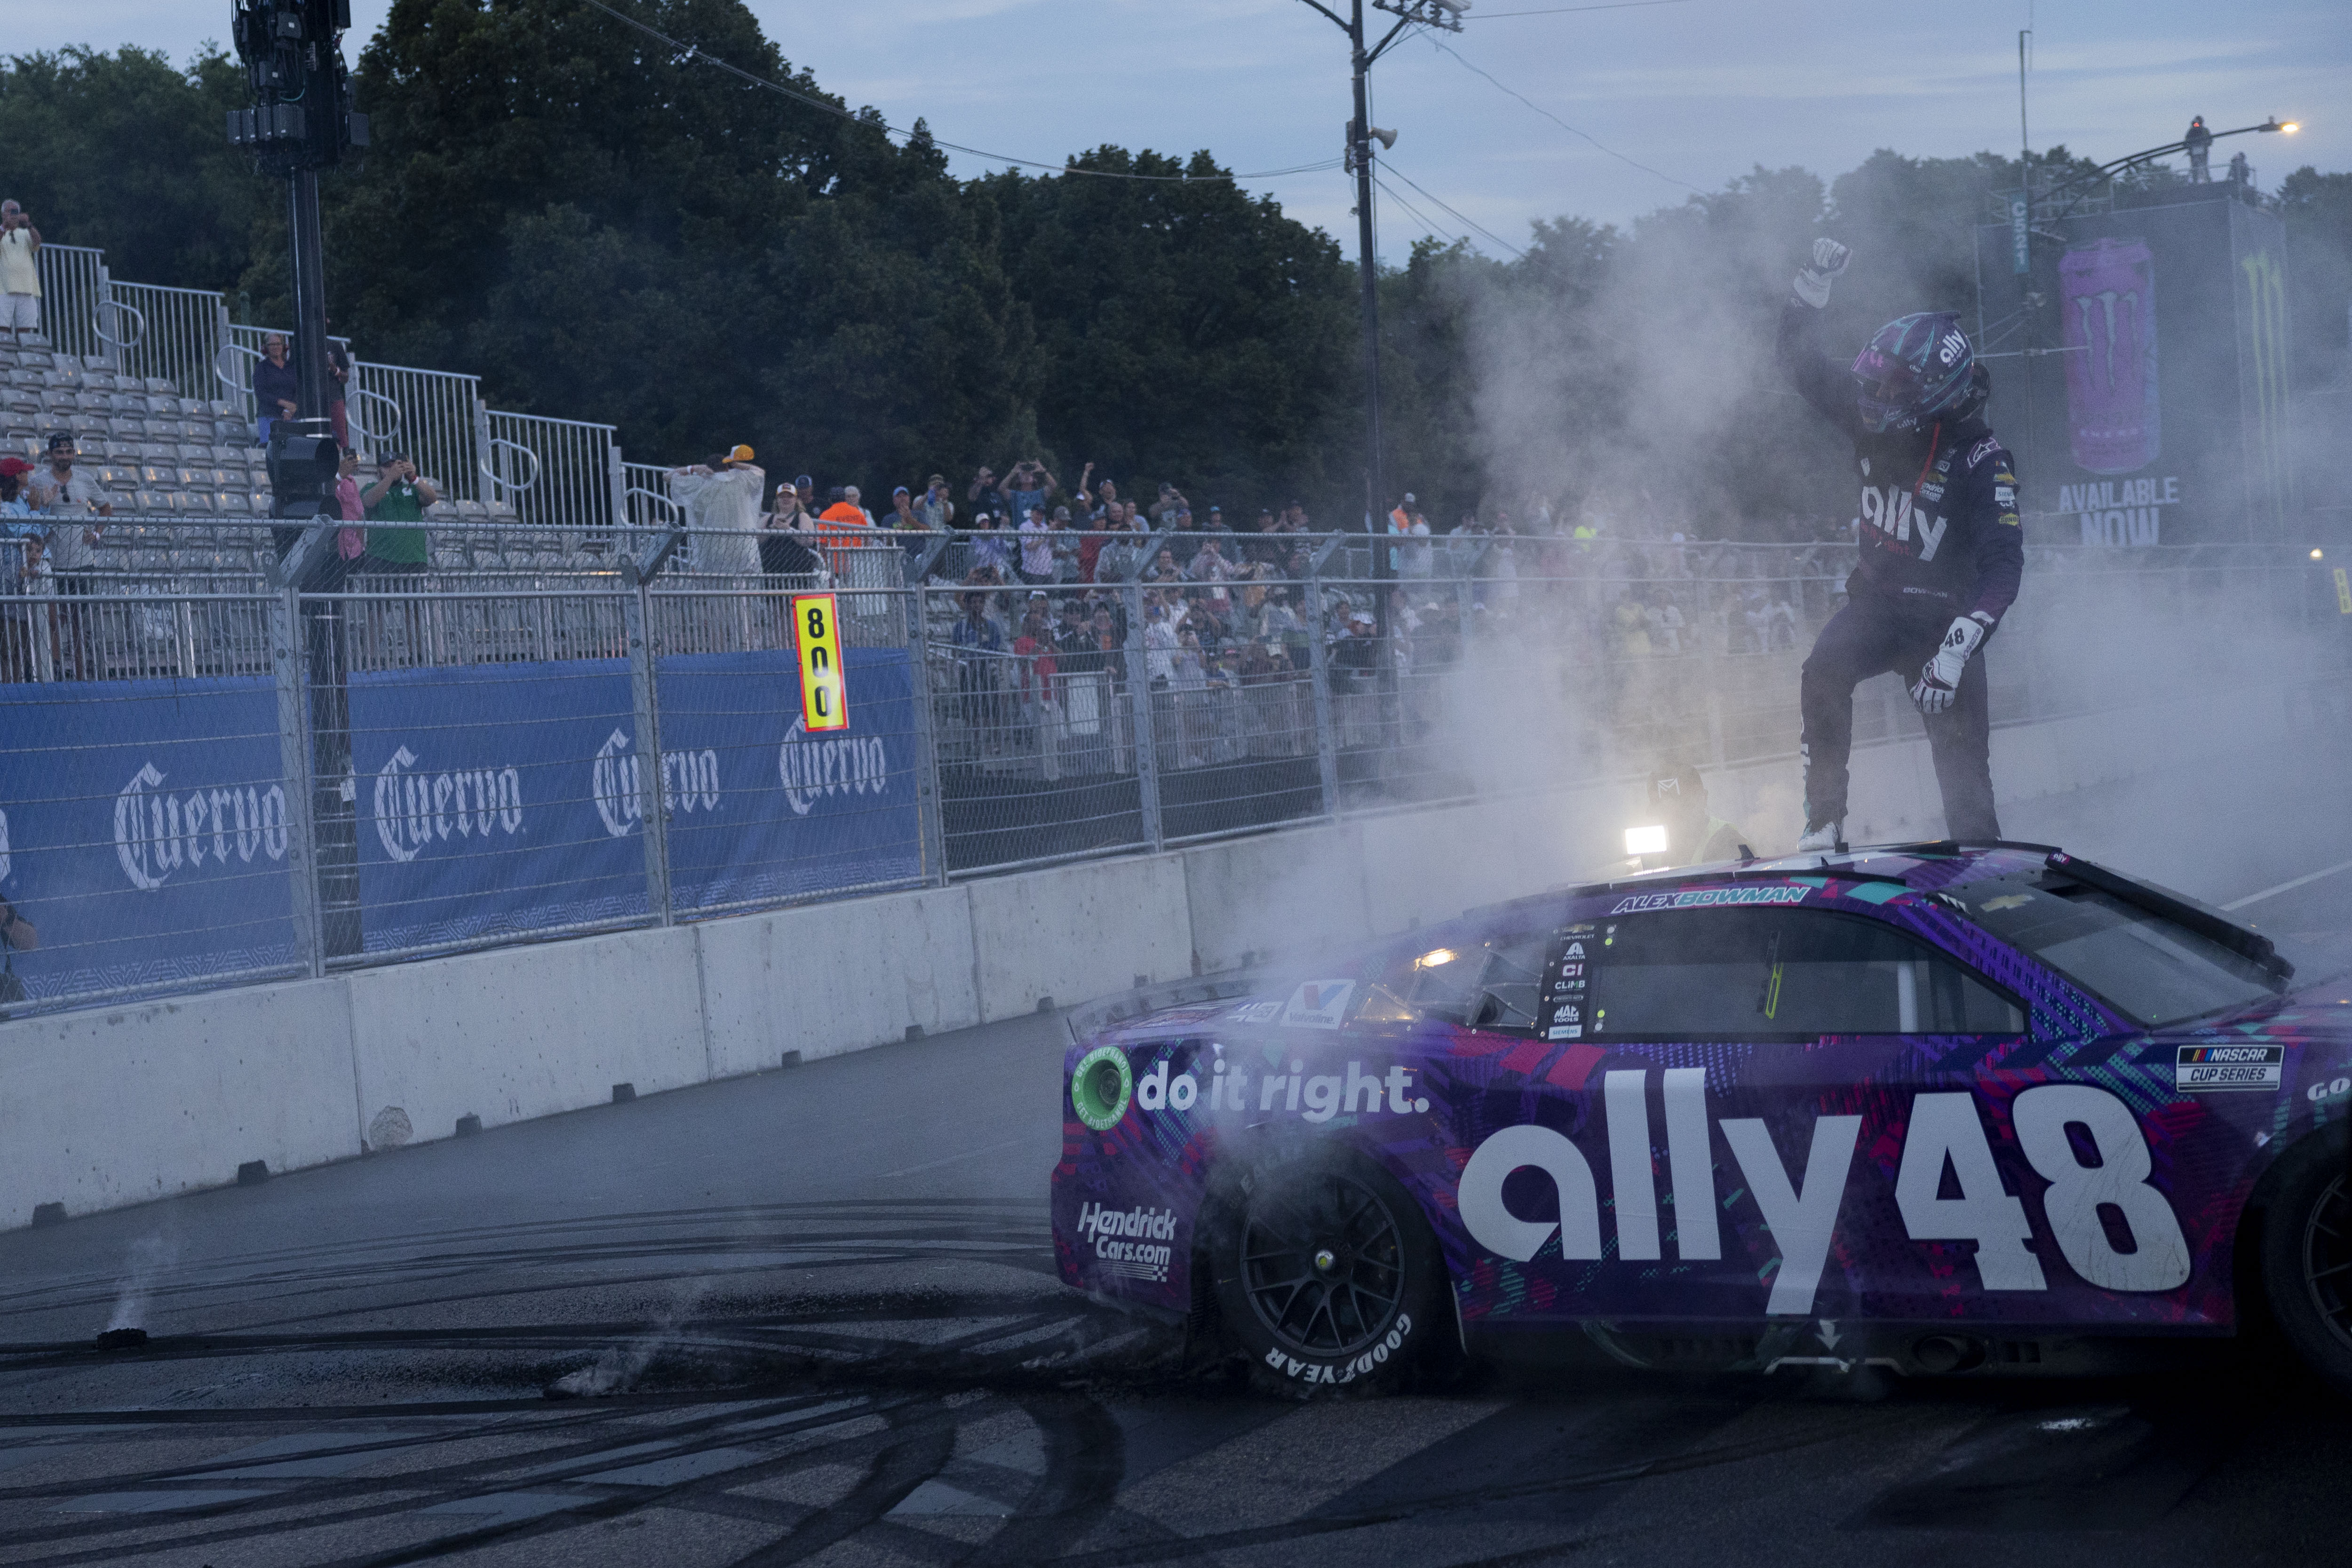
[1209,1151,1451,1397]
[2259,1131,2352,1398]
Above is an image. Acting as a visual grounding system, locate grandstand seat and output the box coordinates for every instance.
[133,490,166,513]
[0,386,35,417]
[216,491,252,517]
[183,492,215,516]
[214,418,252,444]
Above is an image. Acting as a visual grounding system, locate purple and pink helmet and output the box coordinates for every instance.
[1851,311,1975,433]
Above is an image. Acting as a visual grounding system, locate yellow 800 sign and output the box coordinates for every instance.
[791,592,849,731]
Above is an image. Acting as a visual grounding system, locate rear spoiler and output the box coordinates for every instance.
[1065,972,1273,1048]
[2043,850,2294,983]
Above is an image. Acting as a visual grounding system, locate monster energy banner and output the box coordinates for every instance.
[1974,189,2291,545]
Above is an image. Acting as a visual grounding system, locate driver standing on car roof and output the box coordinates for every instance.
[1778,239,2023,853]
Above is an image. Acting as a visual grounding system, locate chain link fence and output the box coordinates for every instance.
[1,527,2344,1016]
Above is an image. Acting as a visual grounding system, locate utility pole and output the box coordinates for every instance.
[230,0,369,955]
[1291,0,1463,724]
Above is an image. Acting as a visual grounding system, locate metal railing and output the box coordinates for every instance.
[105,282,223,403]
[30,243,107,365]
[484,408,617,549]
[2,525,2345,1016]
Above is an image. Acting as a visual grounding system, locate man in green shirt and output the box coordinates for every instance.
[359,452,437,575]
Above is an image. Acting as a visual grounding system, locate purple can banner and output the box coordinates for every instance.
[2060,237,2161,476]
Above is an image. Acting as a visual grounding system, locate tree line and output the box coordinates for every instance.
[3,4,2346,538]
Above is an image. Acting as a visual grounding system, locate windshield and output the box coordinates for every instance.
[1950,873,2282,1027]
[1358,931,1550,1032]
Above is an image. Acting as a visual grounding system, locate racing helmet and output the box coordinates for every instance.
[1851,312,1976,433]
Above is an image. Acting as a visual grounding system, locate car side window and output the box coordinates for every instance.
[1587,907,2023,1040]
[1358,931,1552,1033]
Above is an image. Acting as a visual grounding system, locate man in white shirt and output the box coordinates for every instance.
[0,202,40,343]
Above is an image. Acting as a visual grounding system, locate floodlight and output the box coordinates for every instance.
[1625,824,1669,856]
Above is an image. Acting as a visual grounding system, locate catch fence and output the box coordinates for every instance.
[0,530,2344,1016]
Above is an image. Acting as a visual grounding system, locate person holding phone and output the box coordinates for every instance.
[359,452,437,577]
[0,201,40,345]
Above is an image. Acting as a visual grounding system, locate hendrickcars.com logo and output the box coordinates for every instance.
[1075,1202,1177,1283]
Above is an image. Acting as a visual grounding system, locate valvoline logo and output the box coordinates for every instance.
[1280,980,1355,1030]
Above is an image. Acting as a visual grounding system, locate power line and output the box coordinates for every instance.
[1472,0,1694,17]
[570,0,1341,184]
[1372,173,1459,246]
[1379,158,1525,256]
[1417,32,1703,193]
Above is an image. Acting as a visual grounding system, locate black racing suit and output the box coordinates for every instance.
[1779,299,2025,842]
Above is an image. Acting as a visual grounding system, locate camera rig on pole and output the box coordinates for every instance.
[230,0,369,958]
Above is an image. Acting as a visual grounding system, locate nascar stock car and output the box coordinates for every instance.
[1051,843,2352,1394]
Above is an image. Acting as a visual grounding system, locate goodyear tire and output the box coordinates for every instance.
[1209,1151,1450,1397]
[2260,1130,2352,1398]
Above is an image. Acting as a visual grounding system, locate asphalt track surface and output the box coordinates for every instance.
[7,771,2352,1567]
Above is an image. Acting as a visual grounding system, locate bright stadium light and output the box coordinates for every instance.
[1625,825,1669,857]
[1417,947,1458,968]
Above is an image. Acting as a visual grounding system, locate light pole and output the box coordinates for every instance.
[1287,0,1463,695]
[2041,116,2299,222]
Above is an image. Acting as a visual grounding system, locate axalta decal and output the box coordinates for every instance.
[1608,885,1811,915]
[1456,1072,2190,1315]
[592,729,721,839]
[1135,1053,1430,1124]
[373,747,523,864]
[778,716,890,817]
[116,763,288,890]
[1074,1202,1178,1283]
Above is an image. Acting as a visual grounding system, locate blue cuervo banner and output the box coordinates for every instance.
[0,675,297,1002]
[350,646,921,952]
[0,648,923,1003]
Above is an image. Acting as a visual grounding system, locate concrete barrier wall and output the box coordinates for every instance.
[0,700,2210,1230]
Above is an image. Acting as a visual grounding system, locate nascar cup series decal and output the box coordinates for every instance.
[2176,1043,2284,1092]
[1458,1071,2190,1313]
[1074,1202,1178,1283]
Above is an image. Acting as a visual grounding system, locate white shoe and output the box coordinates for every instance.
[1795,820,1842,854]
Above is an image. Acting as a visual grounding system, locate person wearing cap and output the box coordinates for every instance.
[668,444,765,577]
[761,469,818,579]
[1048,503,1080,584]
[912,474,954,532]
[1644,757,1750,868]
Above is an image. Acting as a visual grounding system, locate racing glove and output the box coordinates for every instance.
[1910,612,1994,715]
[1791,239,1851,309]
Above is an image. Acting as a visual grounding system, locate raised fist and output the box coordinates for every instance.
[1793,239,1852,308]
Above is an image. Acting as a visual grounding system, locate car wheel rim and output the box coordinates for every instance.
[2304,1171,2352,1350]
[1240,1171,1406,1359]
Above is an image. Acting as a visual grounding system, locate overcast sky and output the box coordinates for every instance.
[22,0,2345,260]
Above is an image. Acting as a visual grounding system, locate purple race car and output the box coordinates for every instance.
[1051,843,2352,1394]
